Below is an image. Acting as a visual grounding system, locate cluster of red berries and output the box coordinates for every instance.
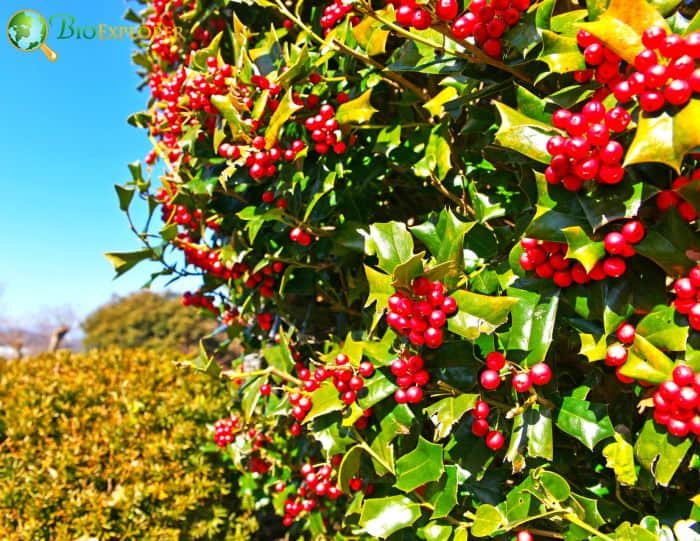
[220,135,305,181]
[603,220,646,256]
[470,398,506,450]
[612,27,700,112]
[390,353,430,404]
[386,277,458,349]
[213,416,239,447]
[389,0,434,30]
[244,262,285,299]
[182,290,218,314]
[289,226,314,247]
[652,365,700,439]
[573,30,623,86]
[449,0,531,59]
[671,266,700,330]
[545,99,629,191]
[519,237,626,287]
[303,103,349,156]
[256,312,274,331]
[282,457,344,526]
[320,1,360,34]
[479,351,552,393]
[656,170,700,222]
[604,322,639,384]
[327,353,377,405]
[261,189,289,209]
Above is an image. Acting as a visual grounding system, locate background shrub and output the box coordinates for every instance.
[81,291,216,352]
[0,348,257,541]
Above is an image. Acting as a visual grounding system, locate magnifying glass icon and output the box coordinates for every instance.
[7,9,58,62]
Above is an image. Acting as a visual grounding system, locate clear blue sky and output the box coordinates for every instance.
[0,1,185,325]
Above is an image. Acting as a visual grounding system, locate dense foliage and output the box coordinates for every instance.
[114,0,700,538]
[82,290,216,352]
[0,349,260,540]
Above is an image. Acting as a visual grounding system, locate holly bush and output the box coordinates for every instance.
[115,0,700,538]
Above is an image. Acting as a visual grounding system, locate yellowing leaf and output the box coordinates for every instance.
[264,88,303,148]
[352,16,390,56]
[336,89,378,124]
[625,100,700,173]
[423,87,459,118]
[578,0,670,64]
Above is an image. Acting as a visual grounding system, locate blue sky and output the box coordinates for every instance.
[0,1,185,325]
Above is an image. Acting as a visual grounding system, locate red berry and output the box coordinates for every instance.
[473,399,490,419]
[642,26,667,49]
[673,364,695,387]
[436,0,459,21]
[664,79,692,106]
[516,532,535,541]
[480,369,501,390]
[359,361,375,378]
[424,327,444,349]
[621,220,645,244]
[260,383,272,396]
[530,363,552,385]
[512,372,532,393]
[485,430,505,450]
[616,322,635,344]
[605,344,628,367]
[486,351,507,370]
[411,8,432,30]
[604,232,627,255]
[603,256,626,278]
[406,385,424,403]
[689,303,700,331]
[471,418,490,437]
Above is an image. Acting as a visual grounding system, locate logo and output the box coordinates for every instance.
[6,9,57,61]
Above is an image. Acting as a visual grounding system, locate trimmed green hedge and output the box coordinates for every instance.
[0,348,254,541]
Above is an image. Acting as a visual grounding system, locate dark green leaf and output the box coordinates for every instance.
[394,436,444,492]
[556,392,615,450]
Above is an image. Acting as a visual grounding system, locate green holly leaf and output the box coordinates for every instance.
[635,419,692,486]
[304,381,343,423]
[414,123,453,181]
[494,101,561,163]
[625,101,700,174]
[562,226,605,273]
[447,290,518,340]
[394,436,444,492]
[537,30,586,74]
[265,88,303,148]
[410,208,474,265]
[359,496,422,538]
[506,404,554,473]
[621,334,675,384]
[364,222,415,274]
[507,288,559,366]
[338,445,364,493]
[364,265,395,332]
[424,394,478,440]
[577,178,659,232]
[636,306,689,352]
[427,465,459,519]
[105,248,155,278]
[603,433,638,486]
[471,504,506,538]
[556,390,615,450]
[634,210,700,277]
[357,370,398,410]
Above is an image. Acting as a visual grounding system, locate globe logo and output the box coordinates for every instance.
[6,9,58,61]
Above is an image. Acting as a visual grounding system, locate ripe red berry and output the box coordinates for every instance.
[473,399,490,419]
[411,8,432,30]
[603,256,626,278]
[616,323,635,344]
[604,232,627,255]
[673,364,695,387]
[486,351,507,371]
[480,369,502,390]
[359,361,375,378]
[424,327,444,349]
[406,385,424,403]
[436,0,459,21]
[516,532,535,541]
[512,372,532,393]
[605,344,628,367]
[621,220,645,244]
[471,418,490,437]
[260,383,272,396]
[530,363,552,385]
[485,430,505,450]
